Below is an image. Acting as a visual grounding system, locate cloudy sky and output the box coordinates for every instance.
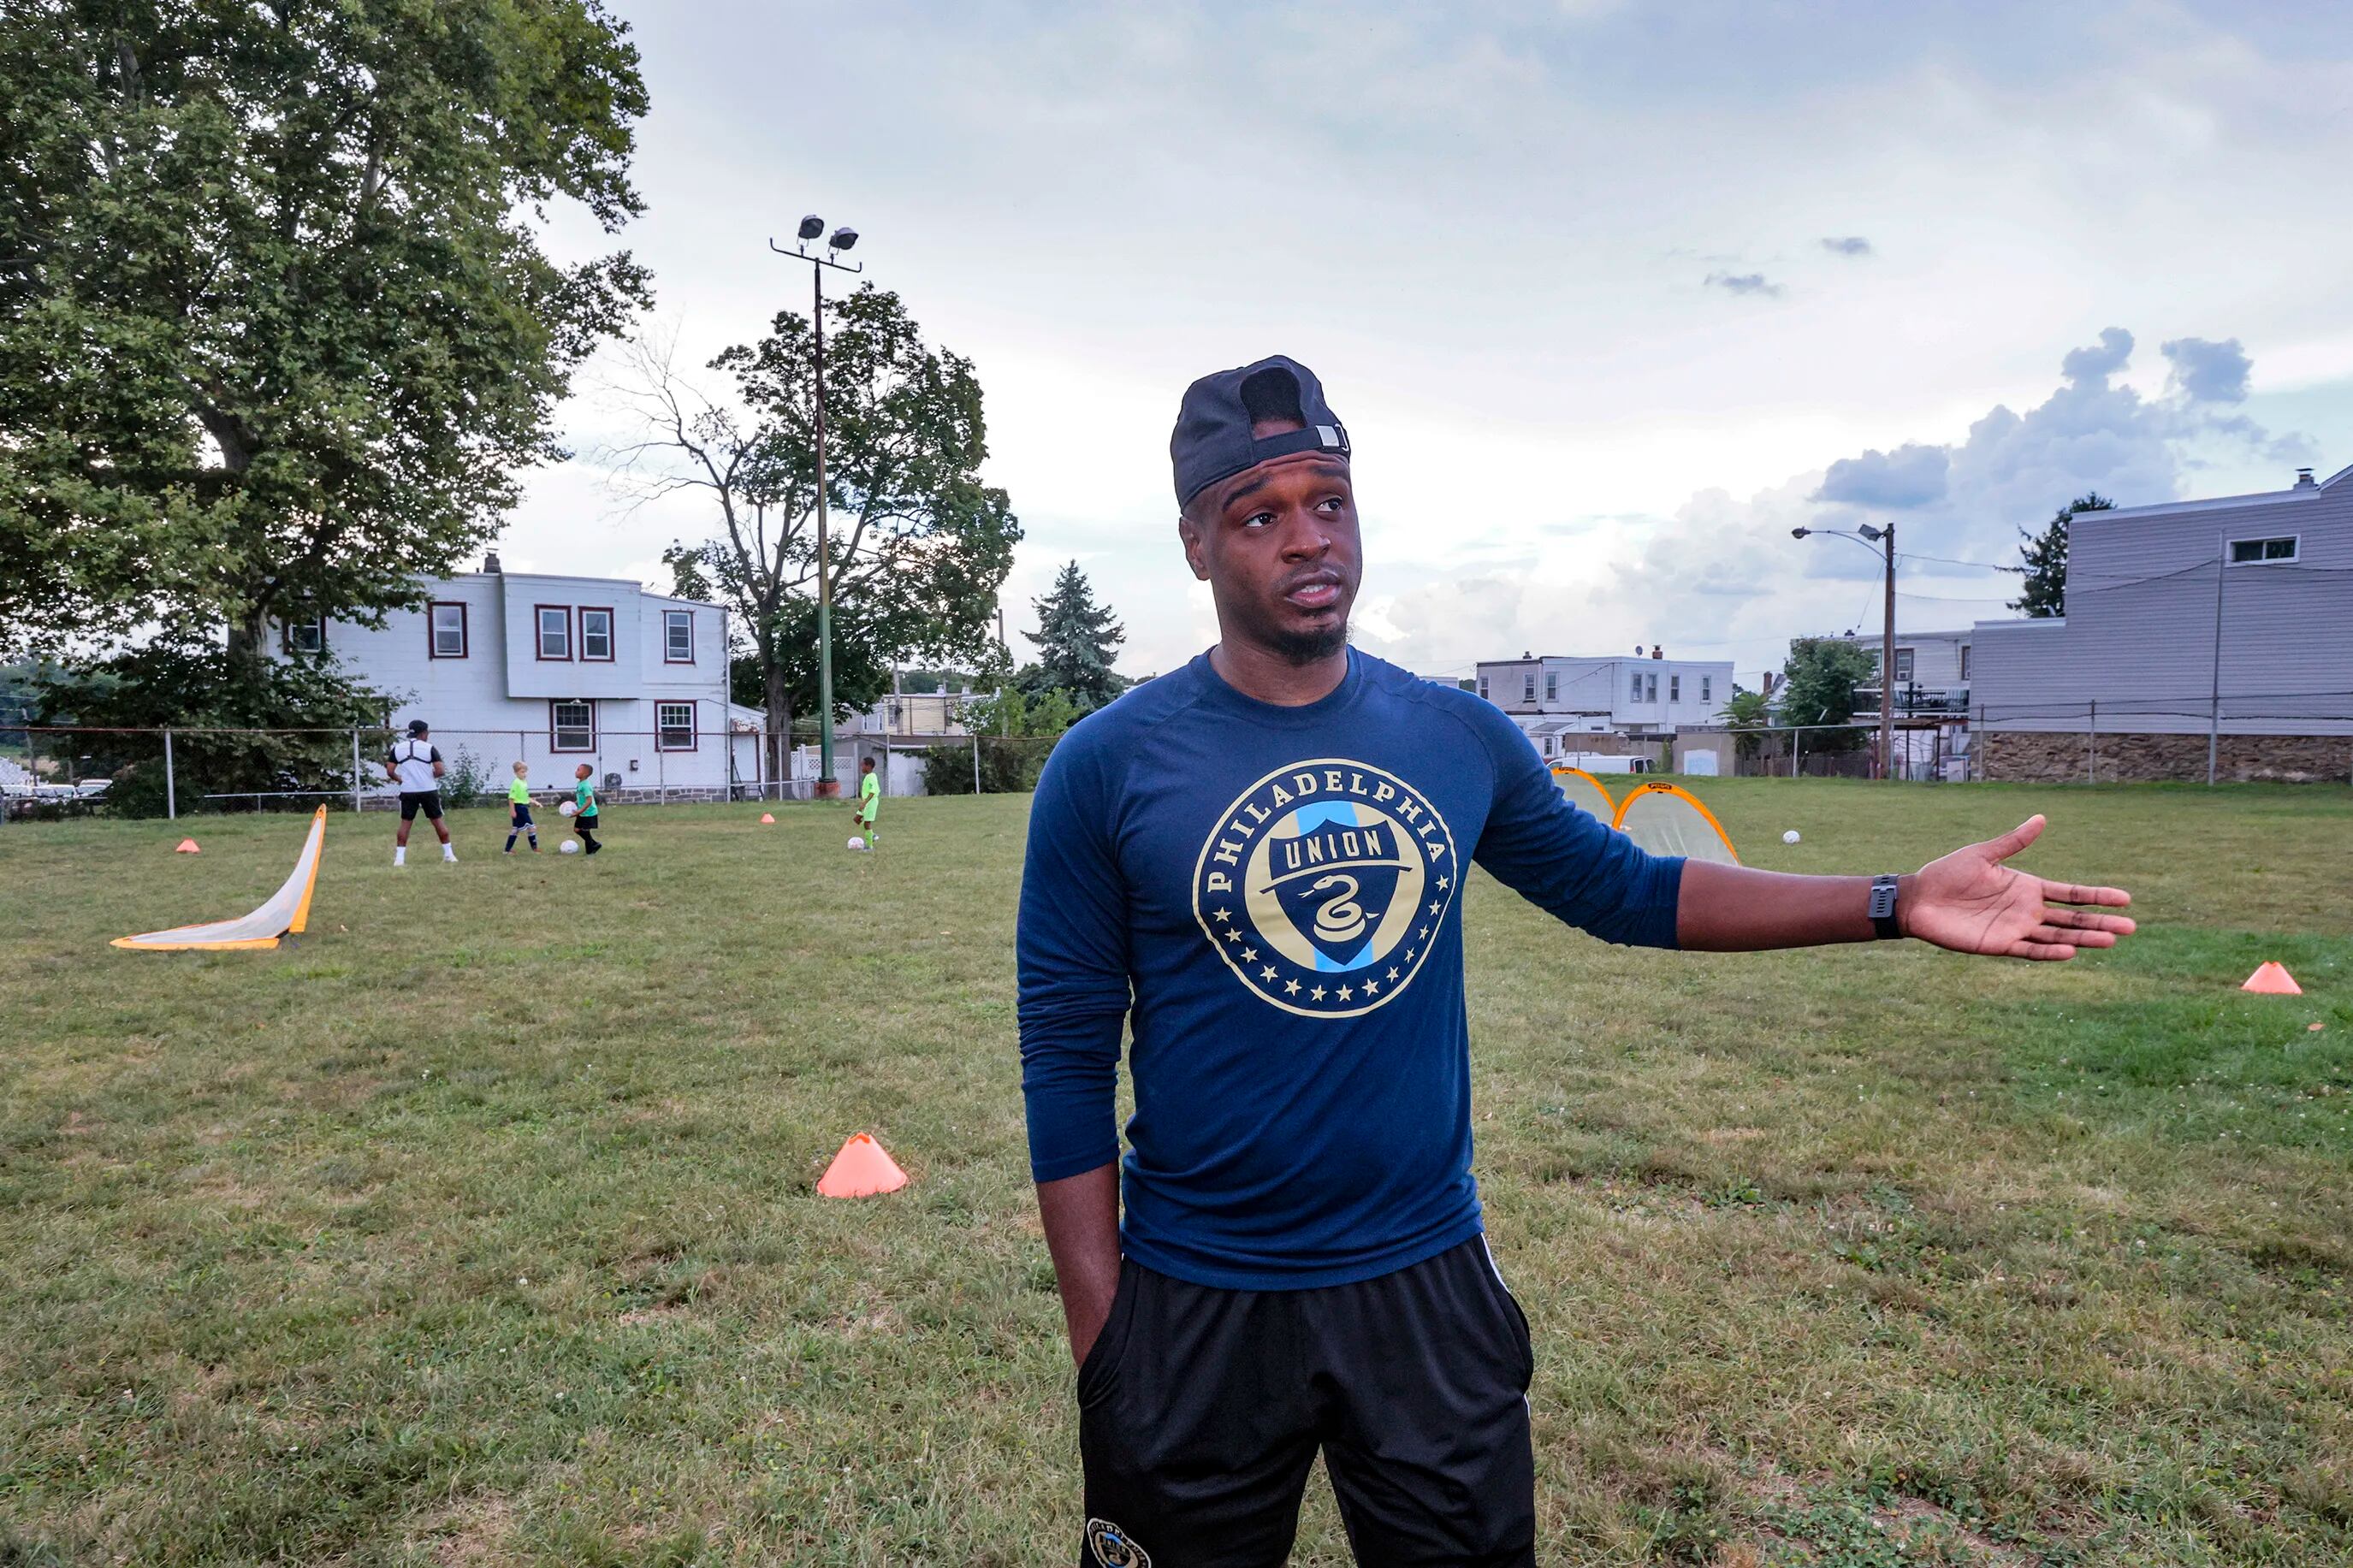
[506,0,2353,688]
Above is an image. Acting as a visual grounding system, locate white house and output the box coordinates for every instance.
[1828,627,1974,721]
[1474,653,1734,736]
[283,555,762,800]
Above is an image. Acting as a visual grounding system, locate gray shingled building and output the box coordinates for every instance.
[1970,463,2353,783]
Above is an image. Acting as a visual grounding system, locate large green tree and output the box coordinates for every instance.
[0,0,649,662]
[2009,493,2112,618]
[1021,559,1127,711]
[1776,636,1877,752]
[1717,685,1771,763]
[624,288,1019,774]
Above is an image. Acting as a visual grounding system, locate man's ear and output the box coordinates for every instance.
[1176,513,1210,582]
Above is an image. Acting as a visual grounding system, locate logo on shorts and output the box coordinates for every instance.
[1191,758,1458,1020]
[1087,1518,1150,1567]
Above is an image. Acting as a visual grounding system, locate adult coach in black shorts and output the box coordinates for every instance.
[387,718,455,866]
[1016,355,2136,1566]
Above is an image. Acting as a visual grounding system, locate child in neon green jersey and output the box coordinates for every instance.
[504,762,540,854]
[854,755,880,848]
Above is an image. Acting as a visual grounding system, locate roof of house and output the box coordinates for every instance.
[2070,461,2350,523]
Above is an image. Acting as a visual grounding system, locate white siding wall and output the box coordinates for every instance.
[1474,656,1734,728]
[308,572,738,790]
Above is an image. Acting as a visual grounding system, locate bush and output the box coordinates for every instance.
[441,745,490,809]
[923,736,1058,796]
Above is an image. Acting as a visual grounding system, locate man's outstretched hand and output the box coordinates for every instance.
[1904,814,2134,962]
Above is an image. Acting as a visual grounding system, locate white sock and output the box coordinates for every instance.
[442,843,457,861]
[394,846,406,865]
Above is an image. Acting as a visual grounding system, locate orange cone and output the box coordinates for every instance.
[816,1133,908,1198]
[2242,962,2302,996]
[175,838,200,854]
[759,813,775,824]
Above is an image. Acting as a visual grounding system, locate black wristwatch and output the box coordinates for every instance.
[1869,874,1902,940]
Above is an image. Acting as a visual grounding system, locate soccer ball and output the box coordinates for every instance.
[1782,830,1801,844]
[558,802,578,817]
[847,836,868,851]
[560,840,580,854]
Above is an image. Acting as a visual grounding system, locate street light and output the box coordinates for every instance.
[768,216,866,799]
[1792,523,1897,782]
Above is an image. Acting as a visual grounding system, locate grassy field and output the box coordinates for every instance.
[2,779,2350,1566]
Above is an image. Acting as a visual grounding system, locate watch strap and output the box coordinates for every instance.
[1869,874,1901,940]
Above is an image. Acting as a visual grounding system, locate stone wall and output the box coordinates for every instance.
[1979,730,2353,784]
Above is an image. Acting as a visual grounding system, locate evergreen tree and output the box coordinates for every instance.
[2010,493,2113,618]
[1022,561,1128,710]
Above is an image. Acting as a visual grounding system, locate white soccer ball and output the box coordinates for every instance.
[1782,830,1801,845]
[847,836,868,851]
[559,839,580,854]
[558,801,577,817]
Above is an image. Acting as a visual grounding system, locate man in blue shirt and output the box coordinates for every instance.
[1017,356,2135,1567]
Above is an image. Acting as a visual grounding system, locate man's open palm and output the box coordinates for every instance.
[1906,814,2135,962]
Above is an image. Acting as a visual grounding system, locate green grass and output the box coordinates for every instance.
[1,779,2349,1565]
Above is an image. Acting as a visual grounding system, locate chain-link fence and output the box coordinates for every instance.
[9,694,2348,821]
[1716,694,2353,786]
[2,722,1088,820]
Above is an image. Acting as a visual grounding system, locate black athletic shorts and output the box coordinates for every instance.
[398,790,443,821]
[511,803,535,827]
[1076,1234,1535,1567]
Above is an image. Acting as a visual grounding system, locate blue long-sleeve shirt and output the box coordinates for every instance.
[1016,648,1684,1289]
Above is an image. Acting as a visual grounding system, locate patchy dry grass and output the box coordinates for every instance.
[1,779,2349,1565]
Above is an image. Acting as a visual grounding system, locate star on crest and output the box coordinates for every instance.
[1310,985,1327,1002]
[1284,979,1301,996]
[1240,947,1258,963]
[1213,908,1231,923]
[1386,967,1399,982]
[1362,979,1378,996]
[1224,927,1242,944]
[1428,901,1442,915]
[1337,985,1354,1001]
[1437,875,1450,891]
[1260,965,1277,981]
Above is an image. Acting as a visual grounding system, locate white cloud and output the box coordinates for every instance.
[2160,335,2252,403]
[501,1,2353,682]
[1356,326,2314,682]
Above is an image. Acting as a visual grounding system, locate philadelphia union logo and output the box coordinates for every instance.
[1192,758,1458,1019]
[1087,1519,1150,1567]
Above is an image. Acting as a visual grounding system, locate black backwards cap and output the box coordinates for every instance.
[1171,354,1349,508]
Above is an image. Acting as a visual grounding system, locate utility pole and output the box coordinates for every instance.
[1790,522,1896,782]
[2208,532,2226,786]
[768,216,862,797]
[1881,522,1897,784]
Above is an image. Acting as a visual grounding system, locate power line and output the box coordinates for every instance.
[1900,552,2023,572]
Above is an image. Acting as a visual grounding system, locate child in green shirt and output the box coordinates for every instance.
[504,761,540,855]
[572,764,602,855]
[854,755,880,849]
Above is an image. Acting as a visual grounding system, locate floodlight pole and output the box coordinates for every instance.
[767,233,864,798]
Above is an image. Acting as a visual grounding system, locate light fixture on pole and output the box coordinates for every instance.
[768,217,865,798]
[1792,523,1897,782]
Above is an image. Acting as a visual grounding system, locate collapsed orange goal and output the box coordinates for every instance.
[113,806,328,951]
